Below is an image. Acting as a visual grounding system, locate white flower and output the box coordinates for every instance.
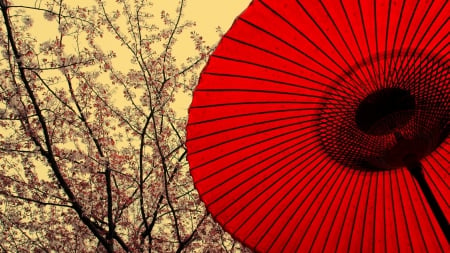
[43,11,56,21]
[39,41,52,52]
[22,16,33,27]
[8,94,26,117]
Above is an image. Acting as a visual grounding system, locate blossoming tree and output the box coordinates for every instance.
[0,0,249,251]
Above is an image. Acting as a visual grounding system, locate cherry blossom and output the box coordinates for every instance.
[0,0,250,252]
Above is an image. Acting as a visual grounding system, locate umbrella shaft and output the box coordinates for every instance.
[407,161,450,243]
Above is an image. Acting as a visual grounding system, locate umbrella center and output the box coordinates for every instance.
[317,49,448,171]
[355,88,415,135]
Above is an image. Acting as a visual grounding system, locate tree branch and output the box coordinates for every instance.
[162,0,184,82]
[0,1,110,250]
[0,191,72,208]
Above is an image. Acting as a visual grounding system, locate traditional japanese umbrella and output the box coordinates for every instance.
[187,0,449,252]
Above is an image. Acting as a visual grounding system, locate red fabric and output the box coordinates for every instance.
[187,0,449,252]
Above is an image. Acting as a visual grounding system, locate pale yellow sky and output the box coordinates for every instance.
[12,0,251,114]
[165,0,252,113]
[184,0,251,38]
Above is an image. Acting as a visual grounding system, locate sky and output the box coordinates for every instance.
[165,0,252,113]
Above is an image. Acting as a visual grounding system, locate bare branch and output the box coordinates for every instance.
[0,191,72,208]
[162,0,184,82]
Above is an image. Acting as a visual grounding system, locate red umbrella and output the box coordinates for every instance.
[187,0,449,252]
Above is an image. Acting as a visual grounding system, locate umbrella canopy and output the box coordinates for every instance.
[187,0,449,252]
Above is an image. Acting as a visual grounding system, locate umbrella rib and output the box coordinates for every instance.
[259,0,366,89]
[318,0,373,89]
[395,169,415,252]
[320,169,357,248]
[339,0,378,92]
[190,100,324,109]
[356,0,381,91]
[399,51,448,104]
[188,107,318,125]
[220,35,365,99]
[382,0,393,90]
[405,42,448,116]
[428,149,450,187]
[407,161,450,243]
[401,168,429,250]
[389,170,401,251]
[202,133,323,195]
[191,122,320,174]
[411,168,447,252]
[391,1,447,89]
[360,169,376,253]
[205,132,323,208]
[360,169,376,252]
[434,147,450,165]
[310,169,357,251]
[189,112,321,141]
[405,62,447,109]
[264,156,337,252]
[197,85,329,100]
[195,86,358,109]
[325,169,364,252]
[402,56,447,120]
[219,36,337,87]
[293,0,370,90]
[279,133,369,251]
[386,0,406,88]
[189,117,319,156]
[382,172,388,253]
[389,0,421,88]
[423,157,449,206]
[409,45,449,81]
[345,171,370,252]
[395,0,435,64]
[225,138,326,232]
[343,172,370,252]
[373,171,380,252]
[190,98,357,158]
[292,164,350,252]
[236,17,355,87]
[208,54,364,101]
[397,1,448,79]
[386,0,414,89]
[373,0,382,89]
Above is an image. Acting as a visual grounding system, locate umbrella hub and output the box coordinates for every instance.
[317,50,449,172]
[366,133,438,169]
[355,88,415,135]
